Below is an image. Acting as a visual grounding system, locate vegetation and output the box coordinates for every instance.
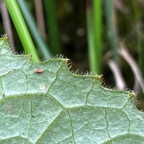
[0,0,144,142]
[0,37,144,143]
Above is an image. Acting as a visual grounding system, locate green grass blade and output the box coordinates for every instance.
[5,0,40,63]
[104,0,118,61]
[17,0,52,60]
[86,0,102,74]
[44,0,61,54]
[132,1,144,77]
[86,2,96,72]
[92,0,102,73]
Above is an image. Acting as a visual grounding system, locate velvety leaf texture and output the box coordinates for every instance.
[0,36,144,144]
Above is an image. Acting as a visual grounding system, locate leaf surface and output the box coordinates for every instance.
[0,37,144,144]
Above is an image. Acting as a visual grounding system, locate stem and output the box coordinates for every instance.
[104,0,118,61]
[132,1,144,77]
[17,0,52,60]
[86,2,96,72]
[5,0,40,62]
[44,0,61,54]
[92,0,102,74]
[86,0,102,74]
[1,2,15,51]
[34,0,46,39]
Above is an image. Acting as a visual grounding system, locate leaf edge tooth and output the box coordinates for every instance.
[0,35,136,100]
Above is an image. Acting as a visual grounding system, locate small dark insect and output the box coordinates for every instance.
[34,69,44,73]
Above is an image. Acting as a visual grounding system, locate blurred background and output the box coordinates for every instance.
[1,0,144,109]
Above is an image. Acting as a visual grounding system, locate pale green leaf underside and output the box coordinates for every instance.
[0,36,144,144]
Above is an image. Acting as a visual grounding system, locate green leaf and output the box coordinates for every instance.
[0,36,144,144]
